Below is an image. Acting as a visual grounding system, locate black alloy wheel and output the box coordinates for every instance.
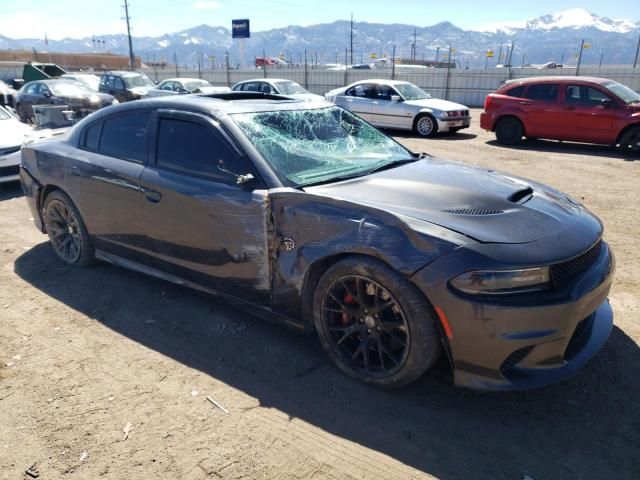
[322,275,411,377]
[43,191,96,266]
[313,257,441,388]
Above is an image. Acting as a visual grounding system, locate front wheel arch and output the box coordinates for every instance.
[616,123,640,145]
[413,112,438,137]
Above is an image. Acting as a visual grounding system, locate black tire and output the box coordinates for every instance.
[495,117,524,145]
[618,126,640,159]
[414,113,438,137]
[43,191,96,267]
[313,256,442,389]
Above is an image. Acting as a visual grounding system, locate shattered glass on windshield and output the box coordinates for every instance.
[232,106,411,186]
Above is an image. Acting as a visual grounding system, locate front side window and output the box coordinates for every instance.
[159,81,174,91]
[375,85,397,101]
[25,83,39,95]
[346,84,375,98]
[156,118,245,181]
[99,111,150,162]
[232,106,411,187]
[523,84,558,102]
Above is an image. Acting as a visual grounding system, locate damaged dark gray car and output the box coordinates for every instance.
[20,93,614,390]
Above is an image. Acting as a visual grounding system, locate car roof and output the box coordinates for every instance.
[235,78,296,85]
[104,71,145,77]
[82,93,332,119]
[503,76,613,86]
[348,79,412,87]
[162,78,208,83]
[38,79,79,85]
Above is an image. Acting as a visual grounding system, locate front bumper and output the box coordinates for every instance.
[436,116,471,133]
[412,241,615,391]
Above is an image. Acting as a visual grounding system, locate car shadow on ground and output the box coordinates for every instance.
[14,243,640,480]
[0,182,23,201]
[388,130,478,141]
[487,139,636,160]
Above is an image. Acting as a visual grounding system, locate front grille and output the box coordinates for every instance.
[0,145,20,156]
[500,346,534,371]
[444,208,503,216]
[564,315,595,361]
[551,240,602,288]
[0,164,20,177]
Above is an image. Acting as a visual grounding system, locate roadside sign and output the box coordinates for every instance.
[232,19,250,39]
[370,53,377,59]
[486,50,494,58]
[583,42,591,49]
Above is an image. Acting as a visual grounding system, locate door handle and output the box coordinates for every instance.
[143,188,162,203]
[564,105,575,110]
[519,101,531,105]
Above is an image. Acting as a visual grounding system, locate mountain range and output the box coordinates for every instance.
[0,8,638,68]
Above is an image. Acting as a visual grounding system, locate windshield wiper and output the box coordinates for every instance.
[365,157,419,175]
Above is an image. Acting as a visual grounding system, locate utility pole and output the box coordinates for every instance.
[350,13,354,66]
[412,28,417,61]
[634,34,640,68]
[173,51,178,77]
[576,39,585,76]
[599,51,604,68]
[122,0,135,71]
[435,46,440,64]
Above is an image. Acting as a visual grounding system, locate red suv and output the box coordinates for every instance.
[480,76,640,155]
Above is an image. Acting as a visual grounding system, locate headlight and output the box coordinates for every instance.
[112,99,119,105]
[438,111,447,119]
[89,95,100,103]
[450,267,550,295]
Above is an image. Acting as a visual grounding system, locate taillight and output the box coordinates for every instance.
[484,95,492,111]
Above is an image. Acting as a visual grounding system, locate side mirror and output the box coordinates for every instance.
[390,95,401,102]
[178,87,190,94]
[217,159,255,186]
[600,98,613,108]
[42,91,52,98]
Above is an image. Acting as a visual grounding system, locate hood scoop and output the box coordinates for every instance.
[509,187,534,204]
[443,208,504,216]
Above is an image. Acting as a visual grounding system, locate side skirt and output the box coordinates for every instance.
[95,249,310,333]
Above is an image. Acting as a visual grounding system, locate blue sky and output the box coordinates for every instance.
[3,0,639,39]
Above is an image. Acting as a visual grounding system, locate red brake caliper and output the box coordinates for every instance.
[342,292,354,325]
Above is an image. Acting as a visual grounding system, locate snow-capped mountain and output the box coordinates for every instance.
[474,8,640,34]
[0,9,638,68]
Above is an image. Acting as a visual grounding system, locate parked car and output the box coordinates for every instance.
[20,93,614,390]
[99,71,155,102]
[231,78,323,101]
[325,80,471,137]
[0,106,31,183]
[147,78,230,97]
[0,80,17,108]
[15,80,117,123]
[61,73,101,92]
[480,76,640,155]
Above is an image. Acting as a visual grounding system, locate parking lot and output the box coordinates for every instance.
[0,108,638,480]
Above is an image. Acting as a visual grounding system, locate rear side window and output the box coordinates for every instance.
[156,118,245,182]
[504,85,525,97]
[99,111,150,162]
[523,84,558,102]
[115,78,125,90]
[84,122,101,150]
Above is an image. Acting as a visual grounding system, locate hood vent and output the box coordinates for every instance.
[444,208,504,216]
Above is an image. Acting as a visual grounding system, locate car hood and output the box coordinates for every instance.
[404,98,467,112]
[129,86,152,96]
[0,120,31,148]
[304,158,583,244]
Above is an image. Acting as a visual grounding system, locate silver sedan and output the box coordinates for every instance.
[325,79,471,137]
[146,78,230,97]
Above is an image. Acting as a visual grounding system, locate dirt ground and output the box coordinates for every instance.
[1,109,638,480]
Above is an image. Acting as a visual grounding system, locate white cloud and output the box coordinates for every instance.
[193,1,221,9]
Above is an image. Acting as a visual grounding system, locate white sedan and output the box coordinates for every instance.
[147,78,231,97]
[232,78,323,102]
[0,106,31,183]
[325,79,471,137]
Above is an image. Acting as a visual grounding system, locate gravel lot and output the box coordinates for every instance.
[1,108,638,480]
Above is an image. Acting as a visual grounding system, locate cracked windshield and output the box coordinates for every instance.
[232,106,411,186]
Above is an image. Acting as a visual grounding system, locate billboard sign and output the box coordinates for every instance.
[232,19,250,39]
